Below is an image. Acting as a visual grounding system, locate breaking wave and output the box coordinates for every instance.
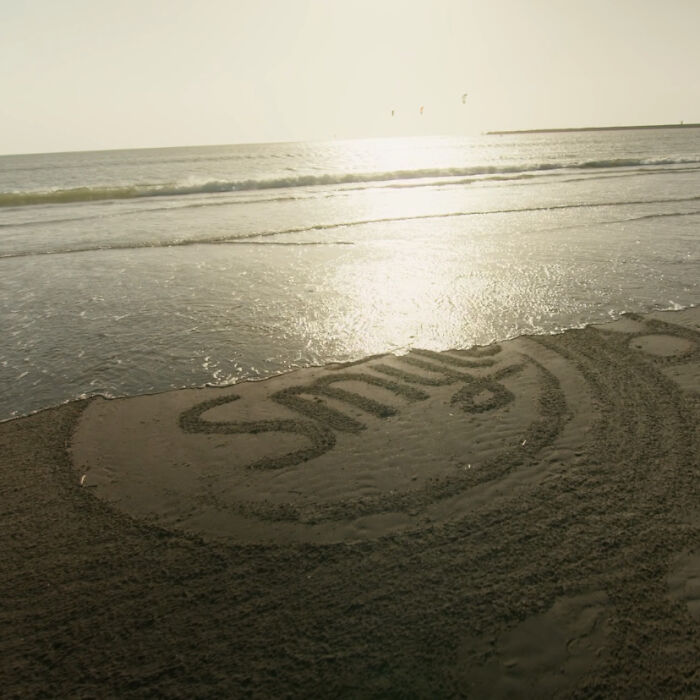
[2,156,700,208]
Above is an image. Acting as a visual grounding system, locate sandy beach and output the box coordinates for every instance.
[2,306,699,697]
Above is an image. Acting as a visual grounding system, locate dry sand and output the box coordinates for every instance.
[2,307,699,697]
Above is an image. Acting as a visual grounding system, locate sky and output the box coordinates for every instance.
[1,0,699,154]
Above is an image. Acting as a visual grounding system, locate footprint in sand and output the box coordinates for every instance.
[456,591,610,698]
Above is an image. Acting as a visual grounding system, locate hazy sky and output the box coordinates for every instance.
[2,0,699,154]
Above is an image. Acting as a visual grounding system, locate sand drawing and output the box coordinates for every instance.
[69,311,699,550]
[178,344,524,470]
[163,340,566,535]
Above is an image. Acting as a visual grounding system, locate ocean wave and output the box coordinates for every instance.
[2,195,699,260]
[2,156,700,208]
[614,209,700,223]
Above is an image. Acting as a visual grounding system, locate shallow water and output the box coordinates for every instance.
[1,130,698,420]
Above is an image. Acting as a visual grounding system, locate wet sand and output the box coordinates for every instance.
[2,307,699,697]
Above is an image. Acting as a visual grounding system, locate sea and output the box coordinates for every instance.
[1,129,698,421]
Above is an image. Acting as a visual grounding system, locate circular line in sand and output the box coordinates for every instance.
[71,345,570,545]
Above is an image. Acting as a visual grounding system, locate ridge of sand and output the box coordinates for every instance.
[2,307,699,697]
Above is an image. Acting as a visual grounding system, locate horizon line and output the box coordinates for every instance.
[3,123,699,157]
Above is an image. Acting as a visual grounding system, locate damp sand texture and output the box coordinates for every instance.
[2,307,700,697]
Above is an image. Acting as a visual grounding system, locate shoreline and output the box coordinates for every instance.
[2,306,700,695]
[3,301,697,426]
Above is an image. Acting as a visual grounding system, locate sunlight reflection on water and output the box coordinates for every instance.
[1,132,698,419]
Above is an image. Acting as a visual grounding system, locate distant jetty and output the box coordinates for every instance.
[487,123,700,135]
